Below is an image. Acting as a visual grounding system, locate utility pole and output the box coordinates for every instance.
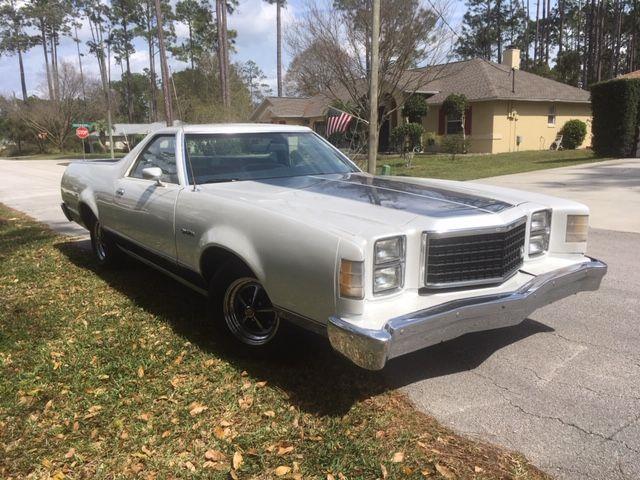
[154,0,174,126]
[367,0,380,174]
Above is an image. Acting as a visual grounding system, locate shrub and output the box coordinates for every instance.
[441,134,470,159]
[591,78,640,157]
[402,95,428,122]
[441,94,469,119]
[559,119,587,149]
[390,122,424,152]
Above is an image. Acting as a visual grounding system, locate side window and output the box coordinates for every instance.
[129,135,178,184]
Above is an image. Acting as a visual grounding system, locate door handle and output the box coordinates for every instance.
[115,188,125,196]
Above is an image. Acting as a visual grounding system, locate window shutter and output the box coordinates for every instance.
[438,107,445,135]
[464,106,472,135]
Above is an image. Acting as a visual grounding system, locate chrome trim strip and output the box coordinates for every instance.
[328,257,607,370]
[425,216,527,238]
[117,246,209,296]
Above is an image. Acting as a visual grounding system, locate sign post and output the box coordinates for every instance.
[76,126,89,161]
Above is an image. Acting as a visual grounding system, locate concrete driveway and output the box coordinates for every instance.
[389,158,640,479]
[0,157,638,479]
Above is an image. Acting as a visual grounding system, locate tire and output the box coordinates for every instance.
[208,261,283,354]
[89,218,122,266]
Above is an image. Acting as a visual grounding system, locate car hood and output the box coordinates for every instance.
[198,173,517,235]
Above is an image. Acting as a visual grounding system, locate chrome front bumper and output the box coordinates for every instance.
[328,258,607,370]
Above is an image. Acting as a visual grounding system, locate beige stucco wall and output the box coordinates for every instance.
[422,100,592,154]
[491,100,592,153]
[421,102,496,153]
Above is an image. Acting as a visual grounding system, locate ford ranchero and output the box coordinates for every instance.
[60,124,607,369]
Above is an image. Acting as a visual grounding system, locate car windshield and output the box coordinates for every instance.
[184,132,358,184]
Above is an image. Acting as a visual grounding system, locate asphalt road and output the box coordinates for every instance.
[0,157,638,479]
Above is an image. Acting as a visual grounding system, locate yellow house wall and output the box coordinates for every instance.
[491,101,592,153]
[421,102,496,153]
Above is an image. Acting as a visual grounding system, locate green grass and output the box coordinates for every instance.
[1,152,126,161]
[373,149,607,181]
[0,205,549,479]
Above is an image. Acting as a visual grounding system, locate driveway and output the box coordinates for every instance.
[0,158,90,237]
[389,158,640,479]
[1,157,638,479]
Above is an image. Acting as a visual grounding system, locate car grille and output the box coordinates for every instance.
[423,219,527,288]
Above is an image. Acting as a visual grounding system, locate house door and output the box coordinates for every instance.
[378,106,390,152]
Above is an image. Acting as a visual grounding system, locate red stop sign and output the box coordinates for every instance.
[76,126,89,139]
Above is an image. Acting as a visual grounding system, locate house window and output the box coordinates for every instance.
[446,112,463,134]
[547,105,556,126]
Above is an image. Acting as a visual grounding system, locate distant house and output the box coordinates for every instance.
[250,48,592,154]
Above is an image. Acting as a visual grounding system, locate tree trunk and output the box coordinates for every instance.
[558,0,564,54]
[276,1,282,96]
[188,21,194,70]
[216,0,230,110]
[154,0,174,125]
[496,0,502,63]
[534,0,540,64]
[40,21,54,100]
[545,0,550,63]
[17,48,27,101]
[146,4,158,122]
[74,24,86,99]
[123,22,134,122]
[51,28,60,99]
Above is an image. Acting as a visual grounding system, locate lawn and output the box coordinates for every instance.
[0,205,548,480]
[373,149,605,181]
[1,152,126,161]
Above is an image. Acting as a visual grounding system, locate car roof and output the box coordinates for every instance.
[153,123,314,135]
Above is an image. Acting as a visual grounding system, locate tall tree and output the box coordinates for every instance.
[215,0,230,109]
[154,0,173,125]
[172,0,217,69]
[265,0,285,97]
[240,60,272,105]
[0,0,36,101]
[109,0,141,122]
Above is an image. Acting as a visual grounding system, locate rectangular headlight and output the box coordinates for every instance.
[566,215,589,243]
[529,209,551,256]
[374,264,403,293]
[339,259,363,299]
[374,236,404,264]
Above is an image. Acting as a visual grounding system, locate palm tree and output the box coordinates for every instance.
[265,0,285,97]
[216,0,229,108]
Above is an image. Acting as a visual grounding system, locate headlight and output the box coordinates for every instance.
[374,236,405,294]
[529,209,551,256]
[339,259,364,299]
[374,236,404,264]
[566,215,589,243]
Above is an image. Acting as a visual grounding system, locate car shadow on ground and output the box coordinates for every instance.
[56,239,554,417]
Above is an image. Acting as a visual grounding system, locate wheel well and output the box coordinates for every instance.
[200,246,255,284]
[78,202,96,229]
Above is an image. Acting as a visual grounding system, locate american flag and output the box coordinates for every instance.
[326,107,354,137]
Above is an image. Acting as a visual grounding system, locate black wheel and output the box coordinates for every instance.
[208,262,282,353]
[89,218,122,266]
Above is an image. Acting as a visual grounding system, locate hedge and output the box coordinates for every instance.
[591,78,640,157]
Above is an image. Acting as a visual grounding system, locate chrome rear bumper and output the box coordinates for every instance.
[328,258,607,370]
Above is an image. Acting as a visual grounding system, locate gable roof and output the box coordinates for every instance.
[250,58,591,121]
[405,58,590,104]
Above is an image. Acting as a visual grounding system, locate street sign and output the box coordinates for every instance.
[76,126,90,139]
[72,122,92,128]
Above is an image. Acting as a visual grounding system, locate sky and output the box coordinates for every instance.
[0,0,465,98]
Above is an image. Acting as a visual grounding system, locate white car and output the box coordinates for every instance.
[60,124,607,369]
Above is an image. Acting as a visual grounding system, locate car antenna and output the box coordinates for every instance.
[183,129,198,191]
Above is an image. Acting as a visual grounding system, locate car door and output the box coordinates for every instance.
[112,134,182,259]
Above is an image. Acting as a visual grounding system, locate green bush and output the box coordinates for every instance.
[441,134,470,159]
[559,119,587,149]
[591,78,640,157]
[390,122,424,152]
[402,95,428,122]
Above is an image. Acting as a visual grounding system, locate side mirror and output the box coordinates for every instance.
[141,167,164,186]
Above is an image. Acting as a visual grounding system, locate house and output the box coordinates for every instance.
[250,48,592,154]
